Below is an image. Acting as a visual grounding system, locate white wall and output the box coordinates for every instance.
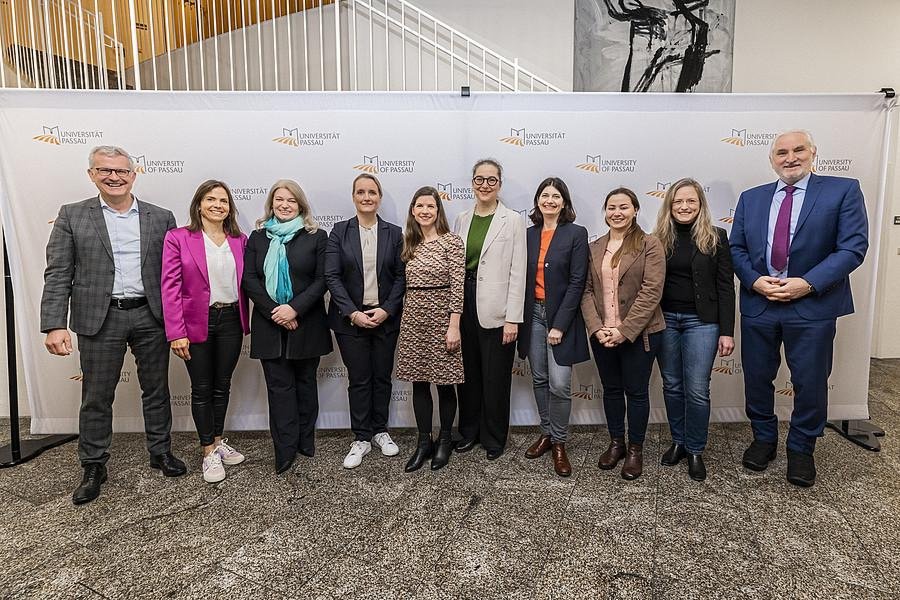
[412,0,574,91]
[731,0,900,357]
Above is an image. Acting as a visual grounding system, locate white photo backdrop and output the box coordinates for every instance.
[0,90,889,434]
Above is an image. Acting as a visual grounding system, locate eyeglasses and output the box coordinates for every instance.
[93,167,133,177]
[472,176,500,187]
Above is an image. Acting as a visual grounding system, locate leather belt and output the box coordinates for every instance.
[465,270,477,281]
[210,301,237,310]
[110,297,148,310]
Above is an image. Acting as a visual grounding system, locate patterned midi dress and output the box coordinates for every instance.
[395,232,466,385]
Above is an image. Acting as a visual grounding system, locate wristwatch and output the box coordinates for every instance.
[806,282,816,295]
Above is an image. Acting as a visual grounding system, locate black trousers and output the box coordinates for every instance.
[591,333,660,445]
[456,277,516,451]
[77,304,171,465]
[335,327,399,442]
[183,305,243,446]
[260,355,320,466]
[412,382,457,434]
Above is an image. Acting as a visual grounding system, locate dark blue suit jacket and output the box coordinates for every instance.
[518,222,590,366]
[730,174,868,320]
[325,216,405,335]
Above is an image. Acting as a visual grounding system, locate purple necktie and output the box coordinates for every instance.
[770,185,795,272]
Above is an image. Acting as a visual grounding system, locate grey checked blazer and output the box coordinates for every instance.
[40,196,177,336]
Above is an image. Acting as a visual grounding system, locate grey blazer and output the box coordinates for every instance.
[40,196,177,336]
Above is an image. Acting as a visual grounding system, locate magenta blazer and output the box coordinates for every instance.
[161,227,250,343]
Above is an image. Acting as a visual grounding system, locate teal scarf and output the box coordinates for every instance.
[263,216,304,303]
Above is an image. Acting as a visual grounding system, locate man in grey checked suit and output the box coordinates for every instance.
[41,145,186,505]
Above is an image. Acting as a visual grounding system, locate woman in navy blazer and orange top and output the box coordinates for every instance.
[653,178,735,481]
[581,188,665,481]
[453,158,527,460]
[325,174,406,470]
[518,178,590,477]
[161,180,249,484]
[242,179,332,475]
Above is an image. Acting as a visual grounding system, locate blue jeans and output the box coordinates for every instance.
[528,302,572,443]
[658,312,719,454]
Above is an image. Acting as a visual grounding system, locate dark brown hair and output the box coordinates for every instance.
[402,186,450,262]
[604,187,644,268]
[529,177,576,226]
[187,179,242,237]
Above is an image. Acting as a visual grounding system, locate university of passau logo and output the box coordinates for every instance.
[711,358,740,375]
[720,128,777,148]
[352,155,415,174]
[575,154,637,174]
[812,156,853,175]
[645,181,709,199]
[436,182,474,202]
[272,127,341,148]
[499,127,566,148]
[572,383,601,401]
[232,186,268,202]
[131,154,185,175]
[33,125,103,145]
[719,208,735,224]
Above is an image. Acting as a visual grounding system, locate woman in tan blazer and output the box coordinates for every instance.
[453,158,527,460]
[581,187,665,480]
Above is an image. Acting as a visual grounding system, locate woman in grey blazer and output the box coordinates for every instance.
[453,158,527,460]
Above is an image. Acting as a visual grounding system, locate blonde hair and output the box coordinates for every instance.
[653,178,718,256]
[257,179,319,232]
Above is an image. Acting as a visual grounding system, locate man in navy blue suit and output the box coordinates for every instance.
[730,130,868,487]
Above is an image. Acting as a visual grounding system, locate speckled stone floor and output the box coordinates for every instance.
[1,359,899,600]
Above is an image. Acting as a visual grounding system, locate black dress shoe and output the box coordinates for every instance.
[149,452,187,477]
[786,450,816,488]
[485,447,504,461]
[405,434,433,472]
[454,438,478,453]
[431,432,453,471]
[275,457,295,475]
[742,439,776,471]
[298,447,315,458]
[660,443,687,466]
[687,453,707,481]
[72,464,107,505]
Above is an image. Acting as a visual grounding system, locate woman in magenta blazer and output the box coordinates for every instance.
[161,180,250,484]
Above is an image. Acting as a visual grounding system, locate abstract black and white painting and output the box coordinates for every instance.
[574,0,735,92]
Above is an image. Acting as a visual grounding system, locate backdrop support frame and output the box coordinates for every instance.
[0,232,76,468]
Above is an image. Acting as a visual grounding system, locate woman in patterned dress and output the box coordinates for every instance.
[395,186,466,472]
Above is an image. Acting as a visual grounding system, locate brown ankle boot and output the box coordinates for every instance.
[552,443,572,477]
[598,437,626,470]
[621,443,643,480]
[525,434,552,459]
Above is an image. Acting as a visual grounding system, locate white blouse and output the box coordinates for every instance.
[203,232,238,305]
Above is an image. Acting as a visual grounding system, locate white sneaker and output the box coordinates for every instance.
[372,432,400,457]
[342,440,371,469]
[216,438,246,466]
[202,451,226,483]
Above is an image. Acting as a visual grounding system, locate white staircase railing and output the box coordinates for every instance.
[345,0,560,92]
[0,0,560,92]
[0,0,127,89]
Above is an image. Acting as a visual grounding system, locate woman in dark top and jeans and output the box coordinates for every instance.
[653,178,735,481]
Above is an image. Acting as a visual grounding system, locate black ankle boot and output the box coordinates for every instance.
[431,431,453,470]
[405,434,433,472]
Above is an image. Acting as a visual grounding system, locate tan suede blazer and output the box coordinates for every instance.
[580,232,666,345]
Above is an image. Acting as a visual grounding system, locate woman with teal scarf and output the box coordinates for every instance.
[242,179,332,474]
